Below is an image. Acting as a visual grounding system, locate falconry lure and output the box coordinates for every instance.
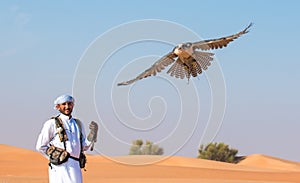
[118,23,252,86]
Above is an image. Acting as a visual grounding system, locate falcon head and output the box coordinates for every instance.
[173,42,193,58]
[174,42,193,50]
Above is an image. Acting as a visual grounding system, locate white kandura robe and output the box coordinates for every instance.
[36,113,91,183]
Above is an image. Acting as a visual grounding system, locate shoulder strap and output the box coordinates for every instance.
[52,116,68,150]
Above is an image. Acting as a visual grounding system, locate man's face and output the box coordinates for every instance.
[56,102,74,116]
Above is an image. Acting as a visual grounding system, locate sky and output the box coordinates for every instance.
[0,0,300,162]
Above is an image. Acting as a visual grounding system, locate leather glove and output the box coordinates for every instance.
[87,121,98,151]
[87,121,98,142]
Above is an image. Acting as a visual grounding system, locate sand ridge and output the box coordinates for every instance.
[238,154,300,171]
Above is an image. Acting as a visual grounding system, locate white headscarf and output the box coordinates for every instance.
[53,94,75,109]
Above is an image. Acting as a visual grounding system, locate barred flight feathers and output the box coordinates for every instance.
[192,23,253,50]
[117,52,177,86]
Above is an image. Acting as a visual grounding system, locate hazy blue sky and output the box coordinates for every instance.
[1,1,300,162]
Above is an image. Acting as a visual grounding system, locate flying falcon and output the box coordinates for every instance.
[118,23,253,86]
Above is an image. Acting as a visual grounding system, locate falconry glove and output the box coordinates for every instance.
[87,121,98,151]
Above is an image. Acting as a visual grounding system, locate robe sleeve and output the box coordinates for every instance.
[36,119,55,158]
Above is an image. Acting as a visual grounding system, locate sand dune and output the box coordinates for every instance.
[239,154,300,171]
[1,144,300,183]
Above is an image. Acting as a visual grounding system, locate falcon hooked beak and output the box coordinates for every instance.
[117,23,253,86]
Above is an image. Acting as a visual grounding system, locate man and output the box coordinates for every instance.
[36,94,98,183]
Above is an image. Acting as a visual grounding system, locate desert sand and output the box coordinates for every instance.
[1,144,300,183]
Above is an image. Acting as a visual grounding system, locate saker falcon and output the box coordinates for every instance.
[118,23,253,86]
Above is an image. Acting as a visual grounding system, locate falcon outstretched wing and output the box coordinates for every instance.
[117,52,177,86]
[192,23,253,50]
